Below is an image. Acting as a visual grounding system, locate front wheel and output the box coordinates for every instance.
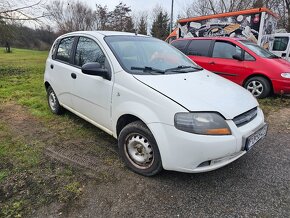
[244,76,271,99]
[118,121,163,176]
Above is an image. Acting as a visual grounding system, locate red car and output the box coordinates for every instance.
[171,37,290,98]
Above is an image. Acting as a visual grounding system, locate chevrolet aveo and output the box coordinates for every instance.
[44,31,268,176]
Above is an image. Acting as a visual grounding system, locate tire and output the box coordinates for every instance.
[244,76,271,99]
[118,121,163,176]
[47,86,64,115]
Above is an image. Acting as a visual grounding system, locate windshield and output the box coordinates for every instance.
[104,35,202,75]
[239,40,278,58]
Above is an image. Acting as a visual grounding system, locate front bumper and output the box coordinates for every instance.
[148,108,265,173]
[272,78,290,94]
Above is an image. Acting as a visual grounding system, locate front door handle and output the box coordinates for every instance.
[50,64,54,69]
[209,61,215,64]
[71,73,77,79]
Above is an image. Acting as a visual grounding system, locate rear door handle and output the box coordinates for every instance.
[71,73,77,79]
[209,61,215,64]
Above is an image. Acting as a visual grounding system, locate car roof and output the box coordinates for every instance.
[172,37,242,42]
[58,31,149,39]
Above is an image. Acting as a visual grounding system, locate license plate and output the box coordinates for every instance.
[245,124,268,151]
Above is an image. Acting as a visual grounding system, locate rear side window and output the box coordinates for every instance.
[74,37,105,67]
[55,37,75,63]
[212,41,242,59]
[187,40,211,56]
[171,40,189,53]
[273,37,289,51]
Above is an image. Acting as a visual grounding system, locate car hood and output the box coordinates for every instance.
[269,57,290,70]
[133,70,258,119]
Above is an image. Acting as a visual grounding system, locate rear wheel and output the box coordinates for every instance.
[244,76,271,99]
[118,121,163,176]
[47,86,64,115]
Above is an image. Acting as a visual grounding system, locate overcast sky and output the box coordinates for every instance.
[80,0,193,20]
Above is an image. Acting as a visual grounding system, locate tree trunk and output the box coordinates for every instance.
[5,41,11,53]
[285,0,290,32]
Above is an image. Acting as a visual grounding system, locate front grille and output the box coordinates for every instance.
[233,107,257,127]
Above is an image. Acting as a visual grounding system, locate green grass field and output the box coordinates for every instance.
[0,47,289,217]
[0,48,86,217]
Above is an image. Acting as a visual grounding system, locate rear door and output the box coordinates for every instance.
[50,36,76,108]
[205,40,246,84]
[185,39,213,69]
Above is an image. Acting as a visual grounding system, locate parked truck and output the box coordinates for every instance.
[166,8,290,61]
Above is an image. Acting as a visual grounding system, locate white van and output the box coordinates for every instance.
[44,31,267,176]
[270,33,290,61]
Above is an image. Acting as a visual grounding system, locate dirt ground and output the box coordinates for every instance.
[0,103,289,217]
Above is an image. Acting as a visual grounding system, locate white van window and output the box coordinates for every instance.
[273,37,289,51]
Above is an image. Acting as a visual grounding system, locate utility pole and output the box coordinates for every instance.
[170,0,174,33]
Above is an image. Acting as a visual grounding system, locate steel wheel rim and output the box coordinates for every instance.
[247,81,263,97]
[124,133,154,169]
[49,91,57,111]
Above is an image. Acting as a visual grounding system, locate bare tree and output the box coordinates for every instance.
[96,4,108,30]
[180,0,288,31]
[46,0,96,34]
[0,0,44,22]
[0,0,44,52]
[183,0,256,17]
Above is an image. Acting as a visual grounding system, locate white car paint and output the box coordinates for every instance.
[133,71,258,119]
[44,31,266,174]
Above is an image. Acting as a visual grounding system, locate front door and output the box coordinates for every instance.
[206,40,246,85]
[71,36,113,131]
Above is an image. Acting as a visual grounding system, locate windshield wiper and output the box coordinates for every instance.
[165,65,203,72]
[131,66,165,74]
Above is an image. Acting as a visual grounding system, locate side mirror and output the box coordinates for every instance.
[232,54,243,61]
[81,62,111,80]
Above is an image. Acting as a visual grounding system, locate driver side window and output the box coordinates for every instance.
[74,37,105,67]
[212,41,242,59]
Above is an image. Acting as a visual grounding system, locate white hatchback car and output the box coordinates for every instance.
[44,31,267,176]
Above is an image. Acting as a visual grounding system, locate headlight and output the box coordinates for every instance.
[281,73,290,78]
[174,112,231,135]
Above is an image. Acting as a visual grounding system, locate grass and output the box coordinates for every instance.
[0,47,50,118]
[259,96,290,117]
[0,48,86,217]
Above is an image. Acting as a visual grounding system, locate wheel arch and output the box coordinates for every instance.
[44,81,51,91]
[116,114,146,138]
